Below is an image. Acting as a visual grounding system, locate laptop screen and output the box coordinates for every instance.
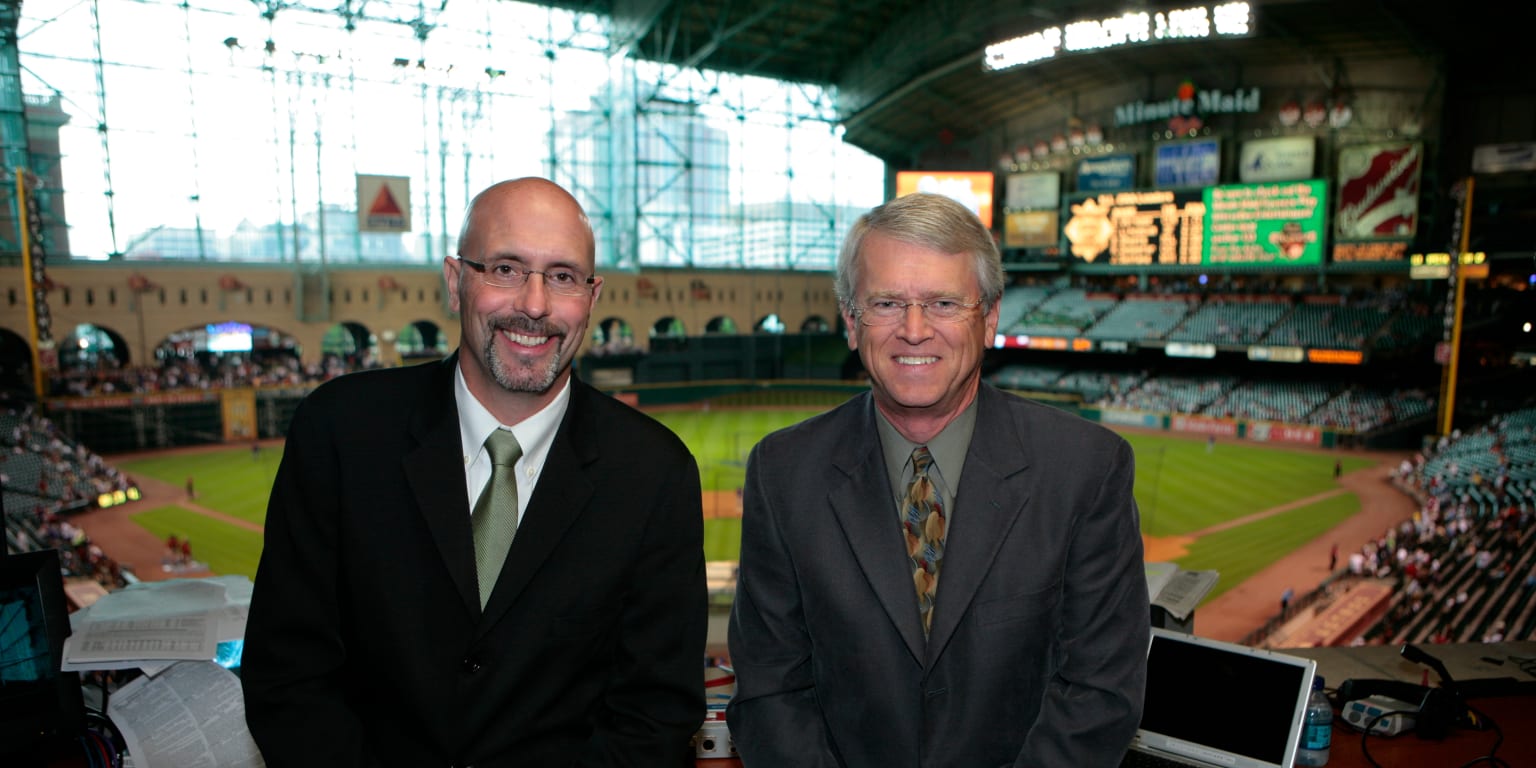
[1135,629,1316,768]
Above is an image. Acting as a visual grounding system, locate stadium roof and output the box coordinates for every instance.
[533,0,1522,163]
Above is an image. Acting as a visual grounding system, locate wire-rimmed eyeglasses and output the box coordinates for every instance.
[854,297,983,326]
[457,256,595,296]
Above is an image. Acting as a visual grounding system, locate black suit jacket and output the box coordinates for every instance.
[243,356,707,767]
[727,384,1148,767]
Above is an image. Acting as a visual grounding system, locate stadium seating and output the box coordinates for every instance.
[1204,380,1338,423]
[1166,299,1288,346]
[1350,405,1536,644]
[1262,302,1390,350]
[996,285,1052,330]
[1084,296,1194,341]
[1006,288,1119,336]
[988,364,1067,391]
[2,405,136,590]
[1101,374,1238,414]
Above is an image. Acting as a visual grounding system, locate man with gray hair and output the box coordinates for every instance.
[728,192,1148,766]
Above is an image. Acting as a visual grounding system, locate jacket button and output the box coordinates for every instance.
[462,657,482,673]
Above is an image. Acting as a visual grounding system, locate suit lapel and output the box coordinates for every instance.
[828,396,927,664]
[925,386,1032,666]
[403,356,482,617]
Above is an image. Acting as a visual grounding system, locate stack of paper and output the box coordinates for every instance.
[63,575,251,675]
[108,661,267,768]
[1145,562,1219,621]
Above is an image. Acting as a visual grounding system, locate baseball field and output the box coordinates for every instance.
[108,404,1374,606]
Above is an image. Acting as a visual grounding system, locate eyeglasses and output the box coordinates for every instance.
[855,297,983,326]
[457,257,595,296]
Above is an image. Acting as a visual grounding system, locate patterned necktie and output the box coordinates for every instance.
[473,429,522,610]
[902,446,946,636]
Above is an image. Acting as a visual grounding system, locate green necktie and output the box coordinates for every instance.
[473,429,522,610]
[902,446,946,636]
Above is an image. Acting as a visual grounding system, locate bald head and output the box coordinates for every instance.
[447,176,603,424]
[458,177,595,263]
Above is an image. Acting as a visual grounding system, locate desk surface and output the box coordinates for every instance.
[1287,641,1536,768]
[697,641,1536,768]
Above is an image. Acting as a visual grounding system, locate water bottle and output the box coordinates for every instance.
[1296,674,1333,766]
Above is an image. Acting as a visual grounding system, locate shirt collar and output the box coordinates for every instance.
[455,365,571,470]
[875,395,978,498]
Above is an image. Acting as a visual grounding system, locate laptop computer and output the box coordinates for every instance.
[1122,628,1318,768]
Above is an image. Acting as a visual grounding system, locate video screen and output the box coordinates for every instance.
[206,322,254,353]
[895,171,995,229]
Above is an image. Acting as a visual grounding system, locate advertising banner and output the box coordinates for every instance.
[1202,180,1327,266]
[1003,210,1060,248]
[1471,142,1536,174]
[1335,143,1421,240]
[1005,172,1061,209]
[896,171,995,228]
[1332,241,1408,262]
[1170,415,1238,437]
[1238,136,1316,182]
[1154,139,1221,188]
[1076,153,1137,192]
[1100,408,1164,429]
[1246,422,1322,446]
[220,388,258,441]
[357,174,412,233]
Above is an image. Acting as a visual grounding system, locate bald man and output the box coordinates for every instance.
[244,178,708,767]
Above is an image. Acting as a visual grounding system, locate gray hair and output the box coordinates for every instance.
[834,192,1004,313]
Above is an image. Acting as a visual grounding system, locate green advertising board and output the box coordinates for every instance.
[1201,179,1328,267]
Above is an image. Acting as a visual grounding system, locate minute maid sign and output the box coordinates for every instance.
[1114,82,1260,127]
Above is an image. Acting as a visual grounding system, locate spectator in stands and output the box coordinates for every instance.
[243,177,708,766]
[727,192,1148,766]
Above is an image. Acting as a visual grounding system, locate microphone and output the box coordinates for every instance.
[1400,643,1456,688]
[1399,643,1466,738]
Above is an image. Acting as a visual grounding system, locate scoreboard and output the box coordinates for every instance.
[1062,180,1328,267]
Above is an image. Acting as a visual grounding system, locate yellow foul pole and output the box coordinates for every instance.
[15,168,46,400]
[1438,176,1474,437]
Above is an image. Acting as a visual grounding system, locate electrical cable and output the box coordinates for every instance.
[84,707,126,767]
[1455,702,1507,768]
[1359,707,1420,768]
[1508,654,1536,679]
[1357,704,1511,768]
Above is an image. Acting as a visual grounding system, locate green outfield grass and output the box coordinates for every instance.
[118,447,281,525]
[126,505,265,579]
[649,409,826,493]
[114,407,1382,603]
[1123,434,1375,537]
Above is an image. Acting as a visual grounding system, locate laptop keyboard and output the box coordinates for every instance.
[1120,749,1200,768]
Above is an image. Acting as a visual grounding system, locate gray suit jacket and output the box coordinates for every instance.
[727,383,1148,767]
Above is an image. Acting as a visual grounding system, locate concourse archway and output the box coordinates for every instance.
[754,314,786,334]
[320,321,376,367]
[592,317,636,354]
[60,323,131,370]
[395,320,450,361]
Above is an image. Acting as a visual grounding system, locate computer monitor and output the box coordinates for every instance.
[0,547,85,756]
